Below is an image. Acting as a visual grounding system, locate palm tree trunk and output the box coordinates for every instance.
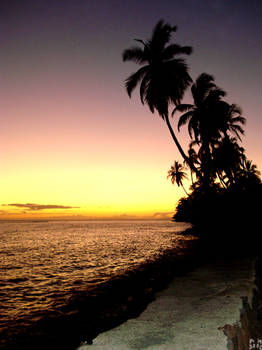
[181,183,189,196]
[165,115,202,180]
[190,170,194,186]
[217,172,228,189]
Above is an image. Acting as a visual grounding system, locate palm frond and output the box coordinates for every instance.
[231,115,246,125]
[172,104,193,116]
[122,46,147,64]
[151,20,177,50]
[178,111,194,131]
[139,73,150,104]
[162,44,192,60]
[192,73,216,105]
[229,103,242,115]
[230,124,245,141]
[125,66,149,97]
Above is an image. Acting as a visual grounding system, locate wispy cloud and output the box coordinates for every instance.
[152,212,173,219]
[3,203,80,211]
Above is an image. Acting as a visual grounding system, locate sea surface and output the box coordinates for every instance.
[0,220,192,349]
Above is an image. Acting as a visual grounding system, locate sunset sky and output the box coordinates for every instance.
[1,0,261,220]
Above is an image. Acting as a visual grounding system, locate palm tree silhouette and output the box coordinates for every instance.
[173,73,246,187]
[237,159,261,188]
[242,159,261,177]
[212,136,245,187]
[167,161,189,195]
[122,20,198,173]
[173,73,223,141]
[220,104,246,140]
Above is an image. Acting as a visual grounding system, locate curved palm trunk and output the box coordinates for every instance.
[165,115,202,180]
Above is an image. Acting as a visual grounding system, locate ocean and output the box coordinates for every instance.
[0,220,194,349]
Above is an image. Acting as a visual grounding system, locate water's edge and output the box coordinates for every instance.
[0,233,200,350]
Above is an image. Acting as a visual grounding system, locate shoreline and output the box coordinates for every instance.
[75,226,262,349]
[1,230,200,350]
[82,256,260,350]
[2,225,261,350]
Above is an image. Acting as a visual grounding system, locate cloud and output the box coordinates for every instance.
[0,209,26,216]
[3,203,80,211]
[152,212,173,219]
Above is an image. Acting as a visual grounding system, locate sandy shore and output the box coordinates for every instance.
[77,257,257,350]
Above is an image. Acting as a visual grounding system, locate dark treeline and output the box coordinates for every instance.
[122,20,261,253]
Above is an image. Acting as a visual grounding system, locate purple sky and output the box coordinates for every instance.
[0,0,261,218]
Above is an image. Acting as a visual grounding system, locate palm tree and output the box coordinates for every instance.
[173,73,224,142]
[122,20,197,172]
[242,160,261,177]
[237,159,261,188]
[212,136,246,187]
[173,73,246,187]
[187,146,200,185]
[219,104,246,140]
[167,161,189,195]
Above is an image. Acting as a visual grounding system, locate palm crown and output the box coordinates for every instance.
[122,20,192,119]
[167,161,188,194]
[173,73,246,144]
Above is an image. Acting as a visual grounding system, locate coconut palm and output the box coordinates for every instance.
[122,20,198,173]
[236,159,261,188]
[173,73,246,187]
[212,136,246,187]
[173,73,246,144]
[186,145,201,185]
[242,160,261,177]
[167,161,189,195]
[220,104,246,141]
[172,73,224,142]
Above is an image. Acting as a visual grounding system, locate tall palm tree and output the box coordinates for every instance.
[122,20,197,172]
[167,161,189,195]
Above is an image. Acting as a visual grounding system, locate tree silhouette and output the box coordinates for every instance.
[212,136,245,187]
[173,73,246,187]
[122,20,201,176]
[123,21,261,235]
[235,159,262,189]
[167,161,189,195]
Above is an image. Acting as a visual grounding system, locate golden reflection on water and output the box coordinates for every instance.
[0,220,195,328]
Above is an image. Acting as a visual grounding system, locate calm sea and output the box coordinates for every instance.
[0,220,193,349]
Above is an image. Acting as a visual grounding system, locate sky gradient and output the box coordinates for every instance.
[1,0,262,220]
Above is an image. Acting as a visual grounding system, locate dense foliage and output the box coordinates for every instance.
[123,20,261,235]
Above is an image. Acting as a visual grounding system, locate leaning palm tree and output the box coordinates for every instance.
[122,20,197,172]
[167,161,189,195]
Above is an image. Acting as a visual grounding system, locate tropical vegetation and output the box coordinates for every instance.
[123,20,261,241]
